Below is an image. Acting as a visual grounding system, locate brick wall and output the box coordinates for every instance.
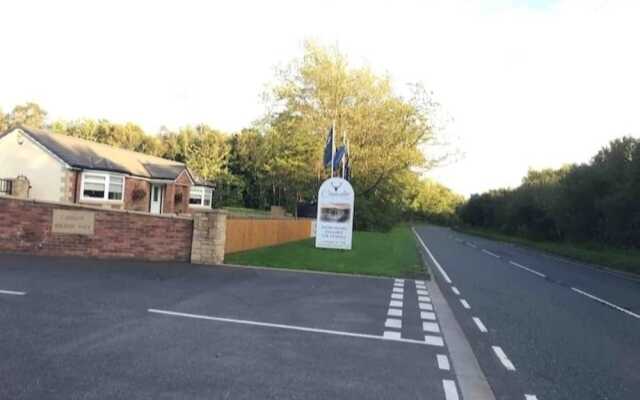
[0,196,193,262]
[124,176,150,212]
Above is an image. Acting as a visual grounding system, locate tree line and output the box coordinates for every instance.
[1,42,462,230]
[458,137,640,248]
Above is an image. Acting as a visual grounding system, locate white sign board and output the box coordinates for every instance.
[315,177,354,250]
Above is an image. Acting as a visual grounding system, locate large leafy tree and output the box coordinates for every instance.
[8,102,48,128]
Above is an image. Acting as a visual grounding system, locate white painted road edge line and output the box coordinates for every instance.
[460,299,471,309]
[148,309,437,346]
[412,228,453,284]
[482,249,501,258]
[472,317,488,333]
[571,287,640,320]
[443,379,460,400]
[509,261,547,278]
[492,346,516,371]
[452,286,460,296]
[437,354,451,371]
[0,289,26,296]
[525,395,539,400]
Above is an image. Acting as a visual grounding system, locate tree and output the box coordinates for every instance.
[8,102,48,128]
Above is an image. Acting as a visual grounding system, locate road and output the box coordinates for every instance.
[415,225,640,400]
[0,253,455,400]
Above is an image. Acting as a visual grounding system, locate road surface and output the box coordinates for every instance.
[415,225,640,400]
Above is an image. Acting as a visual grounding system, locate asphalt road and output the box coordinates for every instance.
[0,254,454,400]
[415,225,640,400]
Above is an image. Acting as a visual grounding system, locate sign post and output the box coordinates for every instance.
[315,177,354,250]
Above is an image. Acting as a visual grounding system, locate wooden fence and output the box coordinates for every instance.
[225,216,314,254]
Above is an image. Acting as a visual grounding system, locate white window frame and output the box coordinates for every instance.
[80,171,126,203]
[189,186,213,208]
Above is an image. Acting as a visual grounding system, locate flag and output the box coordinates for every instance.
[323,126,334,167]
[333,145,346,170]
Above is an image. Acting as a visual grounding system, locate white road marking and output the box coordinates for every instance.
[393,287,404,293]
[467,242,478,249]
[421,311,437,320]
[423,321,440,333]
[389,300,403,308]
[419,303,434,311]
[391,293,403,300]
[492,346,516,371]
[0,289,26,296]
[571,287,640,319]
[418,295,431,303]
[460,299,471,309]
[383,331,401,339]
[385,318,402,329]
[387,308,402,317]
[416,284,427,290]
[413,228,453,284]
[415,280,425,285]
[509,261,547,278]
[443,379,460,400]
[425,335,445,346]
[451,287,460,296]
[472,317,488,333]
[148,309,434,346]
[417,289,429,296]
[395,279,405,284]
[525,395,538,400]
[394,282,404,287]
[437,354,451,371]
[482,249,501,258]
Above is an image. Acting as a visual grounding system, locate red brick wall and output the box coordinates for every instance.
[124,177,150,212]
[0,196,193,262]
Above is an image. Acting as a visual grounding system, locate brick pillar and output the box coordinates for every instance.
[191,210,227,265]
[12,175,30,199]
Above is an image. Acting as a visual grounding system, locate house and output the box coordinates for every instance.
[0,125,214,214]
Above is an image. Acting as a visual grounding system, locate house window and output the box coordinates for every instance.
[81,172,124,202]
[189,186,213,208]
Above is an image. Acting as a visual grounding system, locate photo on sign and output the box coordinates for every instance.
[319,203,351,223]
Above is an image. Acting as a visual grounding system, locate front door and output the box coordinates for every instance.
[150,184,163,214]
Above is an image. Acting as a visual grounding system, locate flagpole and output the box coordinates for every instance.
[331,119,336,178]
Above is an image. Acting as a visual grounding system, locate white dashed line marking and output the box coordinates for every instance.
[418,296,431,302]
[492,346,516,371]
[421,311,437,320]
[509,261,547,278]
[416,285,427,290]
[451,287,460,296]
[415,280,424,285]
[442,379,460,400]
[385,318,402,329]
[422,321,440,333]
[437,354,450,371]
[571,287,640,319]
[383,331,401,339]
[482,249,501,258]
[425,335,445,347]
[460,299,470,309]
[393,287,404,293]
[472,317,488,333]
[394,282,404,287]
[466,242,478,249]
[417,289,429,296]
[413,229,453,284]
[389,300,403,308]
[0,289,26,296]
[391,293,403,300]
[387,308,402,317]
[419,303,434,311]
[525,395,538,400]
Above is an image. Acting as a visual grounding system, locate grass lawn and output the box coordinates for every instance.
[456,226,640,276]
[225,226,426,278]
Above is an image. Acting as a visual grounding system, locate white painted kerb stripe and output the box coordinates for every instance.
[0,289,26,296]
[571,287,640,320]
[451,287,460,296]
[460,299,471,309]
[472,317,488,333]
[443,379,460,400]
[509,261,546,278]
[492,346,516,371]
[412,228,453,284]
[482,249,501,258]
[148,309,433,346]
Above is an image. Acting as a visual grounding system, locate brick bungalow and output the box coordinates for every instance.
[0,126,214,214]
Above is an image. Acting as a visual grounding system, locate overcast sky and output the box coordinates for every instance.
[1,0,638,196]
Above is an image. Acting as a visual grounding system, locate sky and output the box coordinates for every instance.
[1,0,639,196]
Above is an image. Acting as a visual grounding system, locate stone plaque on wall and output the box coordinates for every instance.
[52,209,95,235]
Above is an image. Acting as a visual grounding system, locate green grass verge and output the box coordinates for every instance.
[456,226,640,276]
[225,226,425,278]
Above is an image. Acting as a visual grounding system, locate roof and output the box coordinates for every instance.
[2,125,192,181]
